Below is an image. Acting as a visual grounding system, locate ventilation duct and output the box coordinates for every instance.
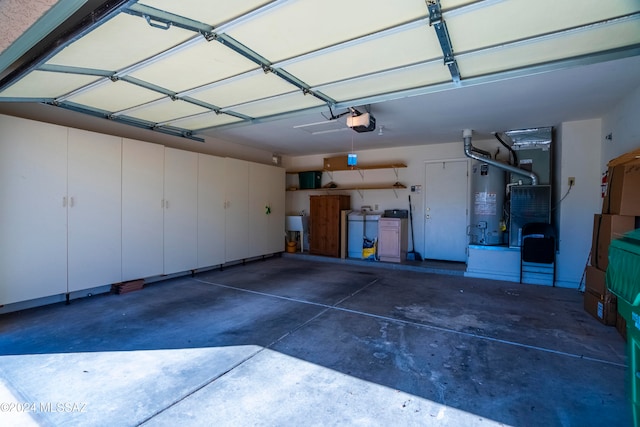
[463,129,538,185]
[505,127,552,185]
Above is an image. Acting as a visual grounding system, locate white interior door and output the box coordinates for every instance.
[424,160,469,261]
[67,129,122,292]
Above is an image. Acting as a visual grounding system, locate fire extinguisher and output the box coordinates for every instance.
[601,171,608,198]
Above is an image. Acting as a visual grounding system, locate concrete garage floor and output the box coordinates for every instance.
[0,257,629,426]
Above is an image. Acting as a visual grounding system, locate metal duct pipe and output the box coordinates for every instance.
[463,129,538,185]
[471,145,492,158]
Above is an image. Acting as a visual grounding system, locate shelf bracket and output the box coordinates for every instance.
[325,170,334,181]
[356,189,364,198]
[393,166,400,179]
[393,188,399,198]
[357,169,364,179]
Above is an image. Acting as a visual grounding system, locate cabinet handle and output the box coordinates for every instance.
[161,199,164,209]
[62,196,67,207]
[165,200,169,209]
[69,197,74,207]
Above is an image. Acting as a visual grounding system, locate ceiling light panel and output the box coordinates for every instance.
[318,62,451,101]
[441,0,477,8]
[458,18,640,78]
[65,80,164,112]
[166,112,243,131]
[128,40,259,93]
[124,98,210,123]
[230,92,325,118]
[226,0,428,62]
[190,72,299,108]
[446,0,640,53]
[45,13,195,71]
[0,70,99,98]
[137,0,272,27]
[294,120,348,135]
[281,25,442,87]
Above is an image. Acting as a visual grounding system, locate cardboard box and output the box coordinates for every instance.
[603,160,640,216]
[585,265,607,295]
[608,147,640,167]
[323,156,349,171]
[591,214,636,270]
[584,289,617,326]
[584,266,622,327]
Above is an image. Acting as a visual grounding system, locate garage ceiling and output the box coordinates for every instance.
[0,0,639,155]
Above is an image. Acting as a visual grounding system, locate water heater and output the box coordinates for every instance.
[470,161,506,245]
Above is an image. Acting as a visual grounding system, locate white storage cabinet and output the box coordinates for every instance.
[163,147,198,275]
[121,138,164,282]
[67,129,122,292]
[197,153,226,268]
[248,162,286,257]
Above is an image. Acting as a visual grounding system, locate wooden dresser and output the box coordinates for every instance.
[309,195,351,257]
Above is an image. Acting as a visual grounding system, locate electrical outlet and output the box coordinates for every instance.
[568,177,575,186]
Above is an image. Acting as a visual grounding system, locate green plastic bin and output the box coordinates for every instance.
[298,171,322,189]
[607,228,640,425]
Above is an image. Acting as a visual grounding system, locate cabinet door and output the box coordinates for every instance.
[378,219,400,260]
[0,116,68,305]
[197,154,226,268]
[310,196,338,256]
[224,158,249,262]
[248,163,284,257]
[164,147,198,275]
[122,138,164,281]
[248,163,271,258]
[266,166,285,254]
[67,129,122,292]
